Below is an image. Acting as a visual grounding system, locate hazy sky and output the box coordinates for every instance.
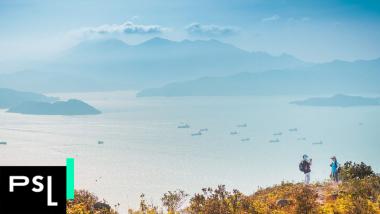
[0,0,380,63]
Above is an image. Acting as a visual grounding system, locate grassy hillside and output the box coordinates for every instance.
[68,161,380,213]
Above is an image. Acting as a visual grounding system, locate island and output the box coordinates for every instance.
[0,88,56,109]
[290,94,380,107]
[7,99,101,115]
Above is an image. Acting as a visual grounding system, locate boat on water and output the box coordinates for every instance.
[241,138,250,142]
[230,131,238,135]
[0,141,7,145]
[237,123,247,128]
[312,141,323,145]
[191,131,202,136]
[288,128,298,132]
[178,123,190,128]
[200,128,208,132]
[273,132,282,136]
[98,141,104,145]
[269,138,280,143]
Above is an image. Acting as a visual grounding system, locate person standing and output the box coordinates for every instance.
[299,154,312,184]
[330,156,340,183]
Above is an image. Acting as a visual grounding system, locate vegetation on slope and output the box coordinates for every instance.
[67,190,119,214]
[67,161,380,214]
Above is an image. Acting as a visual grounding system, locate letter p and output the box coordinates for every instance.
[9,176,29,192]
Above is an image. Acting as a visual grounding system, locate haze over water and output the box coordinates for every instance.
[0,91,379,210]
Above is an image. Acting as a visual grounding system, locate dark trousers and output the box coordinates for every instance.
[331,171,339,182]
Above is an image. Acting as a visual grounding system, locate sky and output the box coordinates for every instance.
[0,0,380,63]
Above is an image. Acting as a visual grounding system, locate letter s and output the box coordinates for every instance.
[32,176,44,192]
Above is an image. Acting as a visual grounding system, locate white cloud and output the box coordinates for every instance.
[186,23,239,37]
[288,17,311,22]
[70,21,166,39]
[262,15,280,22]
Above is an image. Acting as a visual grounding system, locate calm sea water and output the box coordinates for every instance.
[0,91,379,211]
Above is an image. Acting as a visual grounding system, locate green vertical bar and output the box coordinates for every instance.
[66,158,75,200]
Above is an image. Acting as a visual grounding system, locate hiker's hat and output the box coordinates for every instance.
[331,156,336,160]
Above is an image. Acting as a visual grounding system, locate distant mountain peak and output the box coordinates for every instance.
[73,39,128,52]
[139,37,228,47]
[139,37,175,46]
[180,38,234,47]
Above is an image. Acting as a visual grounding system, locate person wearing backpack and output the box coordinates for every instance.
[299,154,312,184]
[330,156,340,183]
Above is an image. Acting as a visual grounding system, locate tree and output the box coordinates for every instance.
[161,190,188,213]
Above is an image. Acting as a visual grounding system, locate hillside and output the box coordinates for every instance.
[68,161,380,214]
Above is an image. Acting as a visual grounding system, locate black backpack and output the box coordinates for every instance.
[299,161,305,172]
[299,160,309,173]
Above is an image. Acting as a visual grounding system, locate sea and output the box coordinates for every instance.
[0,91,379,211]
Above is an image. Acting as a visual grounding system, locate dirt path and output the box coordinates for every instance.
[316,182,339,204]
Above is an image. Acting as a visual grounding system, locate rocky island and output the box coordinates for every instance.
[291,94,380,107]
[7,99,101,115]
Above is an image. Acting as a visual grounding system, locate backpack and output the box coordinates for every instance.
[299,161,305,172]
[299,160,310,173]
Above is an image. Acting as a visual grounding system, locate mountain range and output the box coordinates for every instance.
[0,38,307,92]
[137,58,380,96]
[1,37,379,96]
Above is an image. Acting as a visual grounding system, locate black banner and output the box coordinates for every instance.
[0,166,66,214]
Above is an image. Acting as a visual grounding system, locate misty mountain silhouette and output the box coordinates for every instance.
[137,58,380,96]
[0,38,306,92]
[59,37,307,77]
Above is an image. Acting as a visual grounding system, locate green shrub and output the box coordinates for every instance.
[340,161,374,180]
